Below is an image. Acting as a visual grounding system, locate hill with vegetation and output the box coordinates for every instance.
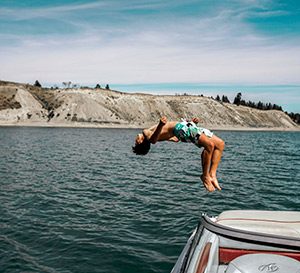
[0,80,298,130]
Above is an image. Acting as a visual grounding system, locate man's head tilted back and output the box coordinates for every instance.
[132,133,151,155]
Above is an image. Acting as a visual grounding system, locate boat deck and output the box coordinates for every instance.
[171,210,300,273]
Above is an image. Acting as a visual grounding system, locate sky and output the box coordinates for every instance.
[0,0,299,112]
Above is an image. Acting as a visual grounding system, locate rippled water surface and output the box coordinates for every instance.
[1,127,299,273]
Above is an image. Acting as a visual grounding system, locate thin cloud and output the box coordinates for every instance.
[0,1,299,86]
[0,2,109,20]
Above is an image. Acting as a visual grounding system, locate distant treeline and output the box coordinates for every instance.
[219,92,283,111]
[288,112,300,124]
[34,80,110,90]
[215,92,299,124]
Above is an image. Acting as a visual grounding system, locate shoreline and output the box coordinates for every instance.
[1,81,298,132]
[0,121,299,132]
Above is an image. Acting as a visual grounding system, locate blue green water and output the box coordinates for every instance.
[0,128,299,273]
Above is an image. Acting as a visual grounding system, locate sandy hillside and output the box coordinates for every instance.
[0,84,48,123]
[0,81,298,130]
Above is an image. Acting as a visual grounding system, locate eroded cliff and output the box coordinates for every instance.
[0,81,297,129]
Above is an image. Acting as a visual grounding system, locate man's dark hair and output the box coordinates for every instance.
[132,136,151,155]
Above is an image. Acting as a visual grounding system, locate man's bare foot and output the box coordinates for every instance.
[201,175,215,192]
[211,176,222,190]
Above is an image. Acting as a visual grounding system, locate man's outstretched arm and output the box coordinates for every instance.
[149,116,167,144]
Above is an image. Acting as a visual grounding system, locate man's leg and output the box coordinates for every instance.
[198,133,215,192]
[209,135,225,190]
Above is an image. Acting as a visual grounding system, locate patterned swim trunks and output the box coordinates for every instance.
[173,120,213,147]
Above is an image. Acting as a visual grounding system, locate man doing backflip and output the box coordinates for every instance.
[133,116,225,192]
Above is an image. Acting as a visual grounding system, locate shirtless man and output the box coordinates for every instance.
[132,116,225,192]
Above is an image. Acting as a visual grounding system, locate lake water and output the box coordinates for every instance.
[0,127,299,273]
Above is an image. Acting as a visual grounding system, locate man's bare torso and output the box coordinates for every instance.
[143,121,178,141]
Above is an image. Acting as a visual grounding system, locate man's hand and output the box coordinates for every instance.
[160,116,167,125]
[192,117,199,124]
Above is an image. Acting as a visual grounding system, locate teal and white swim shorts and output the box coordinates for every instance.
[173,120,213,147]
